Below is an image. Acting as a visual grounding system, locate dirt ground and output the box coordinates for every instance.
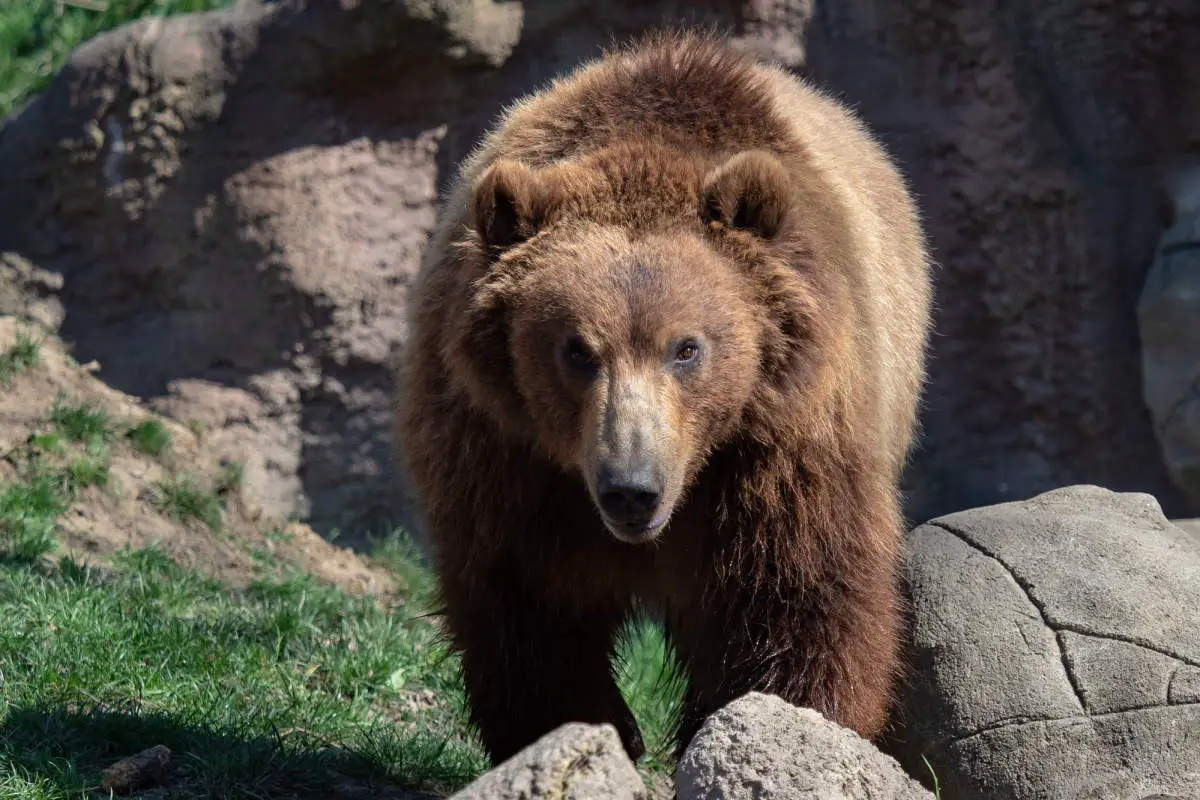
[0,315,397,600]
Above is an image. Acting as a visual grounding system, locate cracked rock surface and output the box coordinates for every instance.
[889,484,1200,800]
[677,692,933,800]
[447,722,645,800]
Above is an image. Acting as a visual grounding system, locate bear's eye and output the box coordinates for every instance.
[674,340,700,364]
[563,336,599,374]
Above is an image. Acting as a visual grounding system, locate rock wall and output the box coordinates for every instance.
[2,0,1198,539]
[800,0,1200,520]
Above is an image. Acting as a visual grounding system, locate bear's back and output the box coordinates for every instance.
[754,65,933,474]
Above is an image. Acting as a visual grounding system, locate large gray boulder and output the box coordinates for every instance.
[677,692,933,800]
[890,485,1200,799]
[448,722,645,800]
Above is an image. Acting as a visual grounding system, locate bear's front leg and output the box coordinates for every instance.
[439,562,645,765]
[667,550,902,756]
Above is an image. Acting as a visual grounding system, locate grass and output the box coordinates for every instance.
[0,0,236,119]
[152,474,224,533]
[0,546,489,798]
[126,419,170,458]
[922,754,943,799]
[0,528,681,798]
[47,398,112,454]
[0,470,66,562]
[615,618,685,773]
[1,399,119,563]
[65,454,108,490]
[0,332,39,383]
[215,460,244,496]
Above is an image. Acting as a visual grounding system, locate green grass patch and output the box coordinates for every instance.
[0,545,489,798]
[0,395,129,565]
[0,517,685,797]
[0,332,39,383]
[26,432,61,455]
[2,400,118,563]
[1,0,236,119]
[368,530,438,608]
[151,474,223,532]
[615,617,686,772]
[66,455,108,490]
[0,469,66,562]
[47,398,112,454]
[125,419,170,458]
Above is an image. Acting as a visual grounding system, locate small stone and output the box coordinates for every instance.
[99,744,172,794]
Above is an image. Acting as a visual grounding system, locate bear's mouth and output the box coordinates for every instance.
[602,506,673,544]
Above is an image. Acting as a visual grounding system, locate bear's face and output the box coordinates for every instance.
[506,228,761,543]
[456,149,802,543]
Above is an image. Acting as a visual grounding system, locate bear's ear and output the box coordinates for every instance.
[473,159,550,255]
[700,150,791,240]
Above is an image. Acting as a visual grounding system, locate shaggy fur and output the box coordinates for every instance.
[395,30,934,765]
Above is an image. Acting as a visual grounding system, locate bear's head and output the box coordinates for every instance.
[448,147,819,544]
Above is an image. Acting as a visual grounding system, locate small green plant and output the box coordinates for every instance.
[186,419,206,440]
[27,432,61,454]
[215,460,244,495]
[152,474,223,532]
[0,331,39,382]
[247,544,278,569]
[370,528,436,605]
[67,455,109,490]
[48,398,112,453]
[0,470,66,561]
[125,418,170,457]
[922,754,942,799]
[615,617,686,771]
[262,523,296,544]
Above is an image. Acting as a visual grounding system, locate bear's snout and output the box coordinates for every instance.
[595,462,665,533]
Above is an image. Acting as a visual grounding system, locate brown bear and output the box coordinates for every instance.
[396,30,933,766]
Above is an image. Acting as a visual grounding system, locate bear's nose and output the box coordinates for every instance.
[596,465,663,525]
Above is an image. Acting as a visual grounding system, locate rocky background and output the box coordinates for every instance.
[3,0,1198,543]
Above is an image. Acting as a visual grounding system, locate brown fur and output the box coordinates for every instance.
[395,30,934,765]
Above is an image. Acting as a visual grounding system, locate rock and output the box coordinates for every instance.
[99,744,172,794]
[677,692,933,800]
[448,722,645,800]
[1175,518,1200,545]
[1139,162,1200,509]
[801,0,1200,521]
[890,485,1200,799]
